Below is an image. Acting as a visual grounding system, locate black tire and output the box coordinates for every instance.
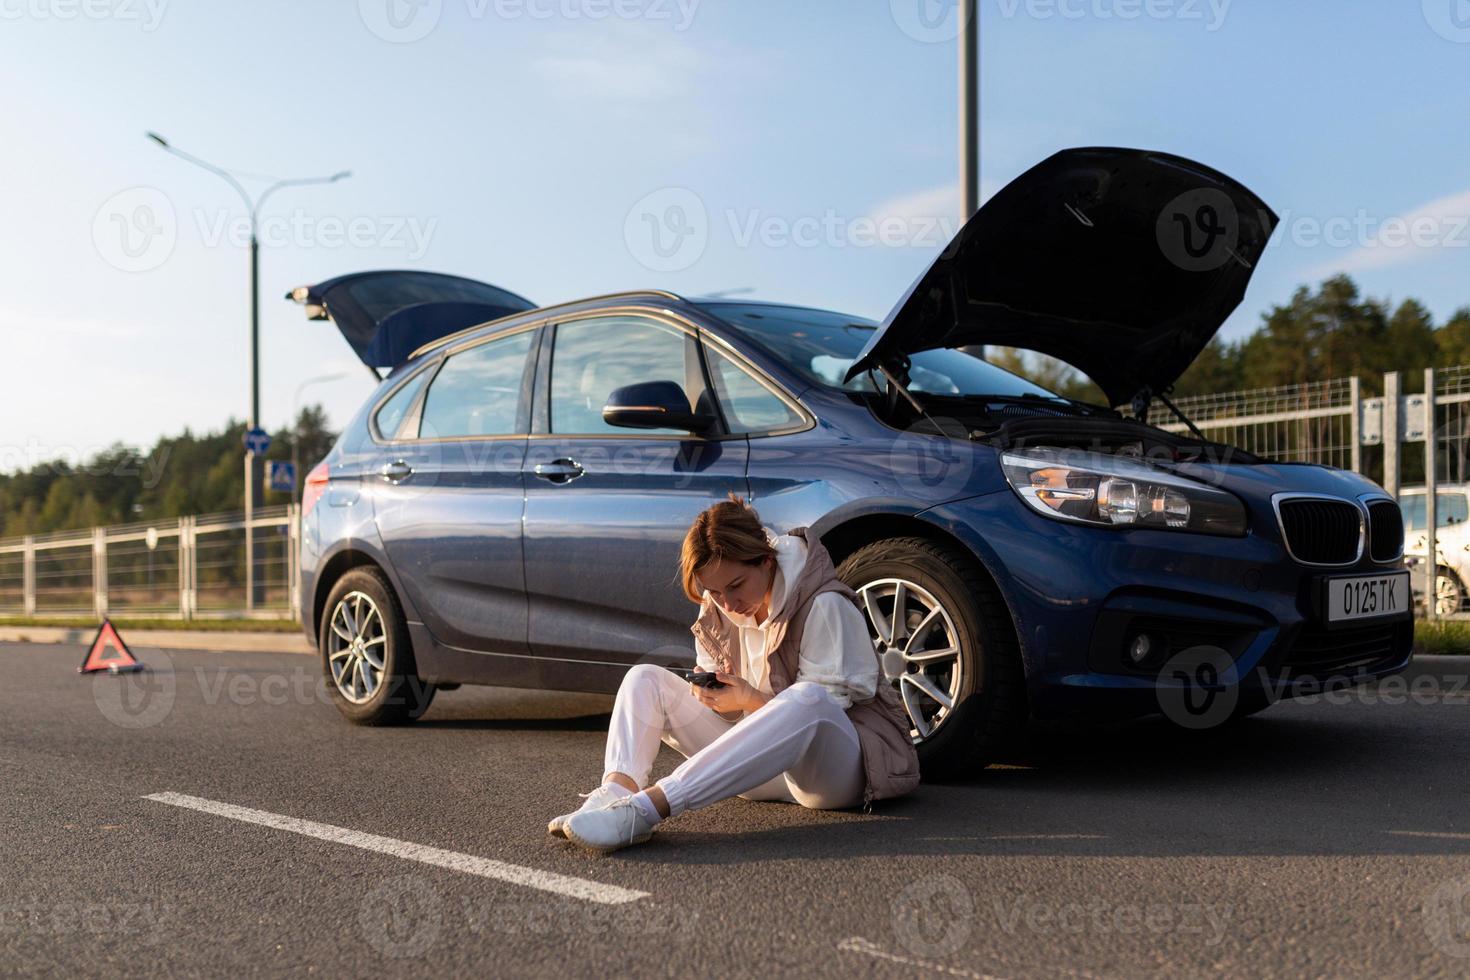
[837,536,1027,780]
[319,566,435,725]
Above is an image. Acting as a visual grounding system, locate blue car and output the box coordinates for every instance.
[291,148,1411,777]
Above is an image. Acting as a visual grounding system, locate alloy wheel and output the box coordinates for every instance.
[855,577,964,741]
[327,590,387,704]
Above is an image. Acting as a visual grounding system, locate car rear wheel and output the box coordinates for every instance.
[320,567,435,725]
[837,537,1027,780]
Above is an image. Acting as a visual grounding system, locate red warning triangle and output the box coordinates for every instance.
[78,618,144,673]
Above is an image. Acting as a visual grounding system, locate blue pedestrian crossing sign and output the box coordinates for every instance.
[244,427,272,455]
[268,461,296,494]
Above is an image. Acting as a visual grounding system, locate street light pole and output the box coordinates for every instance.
[958,0,984,362]
[147,132,350,610]
[959,0,979,223]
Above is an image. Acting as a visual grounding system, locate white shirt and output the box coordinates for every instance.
[694,527,879,712]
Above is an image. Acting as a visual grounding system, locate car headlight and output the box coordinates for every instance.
[1000,447,1247,536]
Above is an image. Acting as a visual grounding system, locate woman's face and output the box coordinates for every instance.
[696,555,774,619]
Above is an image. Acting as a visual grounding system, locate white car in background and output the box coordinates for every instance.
[1400,485,1470,615]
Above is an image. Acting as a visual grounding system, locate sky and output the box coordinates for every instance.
[2,0,1469,473]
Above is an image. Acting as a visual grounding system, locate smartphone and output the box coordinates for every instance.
[684,669,727,689]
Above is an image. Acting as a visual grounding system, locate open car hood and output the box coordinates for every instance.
[287,270,536,373]
[843,147,1278,408]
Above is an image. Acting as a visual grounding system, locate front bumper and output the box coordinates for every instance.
[919,488,1414,721]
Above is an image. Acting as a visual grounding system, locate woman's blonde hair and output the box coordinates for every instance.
[679,491,776,604]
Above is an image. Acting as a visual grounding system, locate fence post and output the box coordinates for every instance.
[288,503,301,623]
[93,527,108,620]
[1425,367,1439,622]
[1383,371,1400,497]
[177,516,187,620]
[183,516,196,621]
[22,535,35,616]
[1349,376,1362,474]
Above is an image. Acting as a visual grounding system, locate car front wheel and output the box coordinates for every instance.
[319,567,435,725]
[837,536,1027,780]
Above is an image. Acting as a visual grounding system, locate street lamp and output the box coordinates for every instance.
[147,132,350,609]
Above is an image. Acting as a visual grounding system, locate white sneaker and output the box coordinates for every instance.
[547,783,628,837]
[561,796,658,853]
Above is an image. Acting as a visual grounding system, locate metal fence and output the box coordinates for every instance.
[0,504,300,621]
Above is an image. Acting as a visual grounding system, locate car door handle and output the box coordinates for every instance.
[380,460,414,483]
[532,457,585,484]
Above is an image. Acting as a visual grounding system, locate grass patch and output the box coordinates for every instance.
[1414,619,1470,655]
[0,616,300,633]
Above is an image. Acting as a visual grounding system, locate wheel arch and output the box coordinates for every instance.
[813,506,1027,678]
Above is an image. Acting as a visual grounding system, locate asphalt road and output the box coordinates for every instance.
[4,639,1470,979]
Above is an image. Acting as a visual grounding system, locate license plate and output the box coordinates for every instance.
[1324,571,1410,623]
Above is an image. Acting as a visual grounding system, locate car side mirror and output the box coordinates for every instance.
[603,381,717,434]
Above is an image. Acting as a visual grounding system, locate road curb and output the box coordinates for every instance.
[0,625,313,655]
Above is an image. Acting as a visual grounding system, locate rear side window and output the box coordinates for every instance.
[374,370,430,440]
[419,330,534,438]
[705,344,803,433]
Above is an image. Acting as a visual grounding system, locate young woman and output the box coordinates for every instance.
[550,492,920,853]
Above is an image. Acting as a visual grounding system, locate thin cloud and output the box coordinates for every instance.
[1308,187,1470,276]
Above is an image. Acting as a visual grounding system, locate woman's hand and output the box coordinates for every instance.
[689,668,767,715]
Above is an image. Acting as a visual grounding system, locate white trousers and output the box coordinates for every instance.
[602,663,867,816]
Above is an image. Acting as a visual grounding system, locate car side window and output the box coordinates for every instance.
[374,369,430,440]
[418,330,533,438]
[705,344,803,434]
[549,316,689,435]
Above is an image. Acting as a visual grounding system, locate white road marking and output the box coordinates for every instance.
[1388,829,1470,841]
[143,791,649,905]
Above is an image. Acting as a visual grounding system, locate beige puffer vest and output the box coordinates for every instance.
[689,527,921,811]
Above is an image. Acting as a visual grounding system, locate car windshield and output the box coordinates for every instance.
[697,302,1071,402]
